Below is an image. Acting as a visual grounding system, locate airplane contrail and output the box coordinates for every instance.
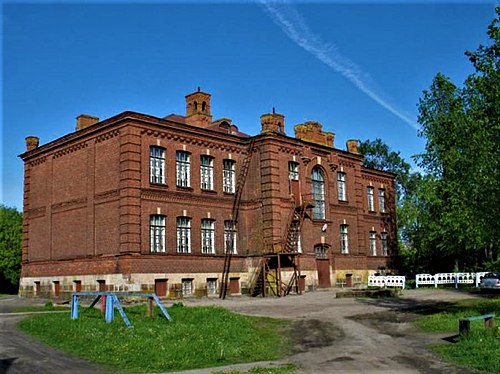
[259,1,418,130]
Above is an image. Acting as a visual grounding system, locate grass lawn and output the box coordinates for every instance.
[17,303,292,373]
[414,297,500,373]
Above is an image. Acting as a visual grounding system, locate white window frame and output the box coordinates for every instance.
[150,147,165,184]
[206,278,217,295]
[288,161,299,181]
[369,231,377,256]
[176,217,191,253]
[379,189,386,213]
[223,159,236,193]
[367,186,375,211]
[201,219,215,254]
[381,232,388,256]
[340,224,349,254]
[312,167,326,220]
[150,215,166,253]
[181,279,193,296]
[337,172,346,201]
[224,220,237,254]
[200,156,214,190]
[176,151,191,187]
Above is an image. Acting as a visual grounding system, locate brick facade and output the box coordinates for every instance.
[19,90,396,298]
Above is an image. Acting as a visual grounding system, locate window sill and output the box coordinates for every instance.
[223,191,235,196]
[338,200,349,204]
[176,186,194,192]
[201,189,217,195]
[150,183,168,188]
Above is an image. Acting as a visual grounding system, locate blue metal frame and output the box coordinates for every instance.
[70,292,172,328]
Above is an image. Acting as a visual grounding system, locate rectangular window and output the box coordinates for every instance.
[224,220,237,254]
[150,147,165,184]
[337,172,346,201]
[369,231,377,256]
[207,278,217,295]
[150,215,166,253]
[314,244,327,259]
[181,279,193,296]
[176,217,191,253]
[381,232,388,256]
[288,161,299,181]
[312,168,326,220]
[367,186,375,211]
[223,159,236,193]
[340,224,349,254]
[200,156,214,190]
[201,219,215,254]
[176,151,191,187]
[379,189,386,213]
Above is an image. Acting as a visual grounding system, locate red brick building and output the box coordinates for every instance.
[19,90,396,298]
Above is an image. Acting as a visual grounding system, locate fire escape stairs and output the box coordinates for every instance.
[219,138,255,299]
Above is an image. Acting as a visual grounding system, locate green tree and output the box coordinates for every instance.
[0,205,23,293]
[416,7,500,270]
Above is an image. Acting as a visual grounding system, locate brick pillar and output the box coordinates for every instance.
[119,127,142,254]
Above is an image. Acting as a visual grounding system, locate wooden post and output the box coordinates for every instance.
[147,298,154,318]
[459,319,470,336]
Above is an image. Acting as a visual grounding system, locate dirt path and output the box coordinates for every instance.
[0,290,480,374]
[178,289,478,373]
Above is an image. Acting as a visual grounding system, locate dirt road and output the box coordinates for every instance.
[0,290,480,373]
[178,289,478,373]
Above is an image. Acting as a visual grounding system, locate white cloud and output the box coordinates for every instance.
[260,1,418,130]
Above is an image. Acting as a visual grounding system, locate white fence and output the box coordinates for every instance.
[368,275,406,289]
[415,272,489,288]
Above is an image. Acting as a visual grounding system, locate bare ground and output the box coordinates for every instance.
[0,289,483,374]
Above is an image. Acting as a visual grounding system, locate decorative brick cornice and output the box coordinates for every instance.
[141,129,243,153]
[278,145,302,155]
[95,130,120,143]
[95,189,119,201]
[339,159,356,168]
[362,174,390,185]
[27,206,46,218]
[52,197,87,212]
[28,157,47,167]
[53,141,88,159]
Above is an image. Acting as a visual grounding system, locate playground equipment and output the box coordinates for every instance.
[70,292,172,328]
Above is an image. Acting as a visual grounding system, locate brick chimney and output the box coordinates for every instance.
[260,108,285,134]
[25,136,39,151]
[185,88,212,127]
[346,139,359,154]
[76,114,99,131]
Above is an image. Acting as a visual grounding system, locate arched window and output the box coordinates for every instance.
[202,101,207,112]
[311,167,325,219]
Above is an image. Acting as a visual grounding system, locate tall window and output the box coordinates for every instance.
[379,189,386,213]
[340,224,349,254]
[176,217,191,253]
[150,147,165,184]
[369,231,377,256]
[150,215,166,253]
[176,151,191,187]
[223,159,236,193]
[224,220,237,254]
[337,172,346,201]
[367,186,375,211]
[200,156,214,190]
[312,167,325,219]
[201,219,215,254]
[288,161,299,180]
[381,232,388,256]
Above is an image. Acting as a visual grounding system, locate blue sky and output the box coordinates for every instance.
[2,0,497,210]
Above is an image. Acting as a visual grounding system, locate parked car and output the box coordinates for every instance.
[479,272,500,292]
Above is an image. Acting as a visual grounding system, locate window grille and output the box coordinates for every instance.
[379,189,386,213]
[200,156,214,190]
[288,161,299,180]
[367,186,375,211]
[369,231,377,256]
[381,232,388,256]
[176,151,191,187]
[337,172,346,201]
[224,220,237,254]
[150,147,165,184]
[312,167,326,219]
[340,224,349,254]
[176,217,191,253]
[223,159,236,193]
[150,215,166,252]
[201,219,215,254]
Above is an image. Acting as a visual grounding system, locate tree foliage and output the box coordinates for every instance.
[0,205,22,293]
[415,7,500,271]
